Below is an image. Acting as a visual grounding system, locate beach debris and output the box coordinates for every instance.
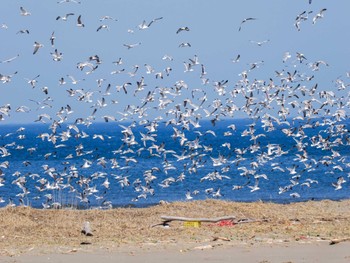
[80,241,92,245]
[152,215,264,228]
[212,236,231,242]
[209,218,266,227]
[193,244,214,250]
[329,237,350,245]
[161,215,236,223]
[65,249,78,253]
[210,220,236,227]
[151,215,236,228]
[81,221,93,236]
[151,222,170,228]
[183,221,201,228]
[193,243,223,250]
[295,235,309,241]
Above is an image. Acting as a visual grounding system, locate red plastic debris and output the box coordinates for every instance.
[208,220,236,227]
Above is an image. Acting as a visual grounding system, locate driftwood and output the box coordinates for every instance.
[329,237,350,245]
[151,215,235,228]
[160,215,236,223]
[233,218,266,224]
[151,215,263,228]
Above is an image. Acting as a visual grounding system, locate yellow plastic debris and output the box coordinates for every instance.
[183,221,201,228]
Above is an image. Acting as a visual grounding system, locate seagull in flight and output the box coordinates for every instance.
[123,42,141,49]
[138,17,163,30]
[99,16,118,21]
[33,42,44,55]
[231,54,240,63]
[283,52,291,63]
[77,15,84,27]
[185,190,193,200]
[176,26,190,34]
[162,54,173,61]
[0,71,17,83]
[51,49,63,61]
[25,74,40,88]
[178,42,191,48]
[0,54,19,63]
[67,74,84,84]
[16,29,29,34]
[332,176,346,190]
[20,7,31,16]
[294,10,313,31]
[50,31,56,47]
[250,39,270,46]
[238,17,257,31]
[56,13,74,21]
[313,8,327,24]
[96,25,109,32]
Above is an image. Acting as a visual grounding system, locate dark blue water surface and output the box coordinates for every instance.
[0,118,349,209]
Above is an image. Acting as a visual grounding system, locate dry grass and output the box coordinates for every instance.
[1,199,350,255]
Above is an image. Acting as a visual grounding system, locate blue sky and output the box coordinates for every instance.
[0,0,349,124]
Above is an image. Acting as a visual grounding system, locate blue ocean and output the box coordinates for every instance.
[0,118,349,209]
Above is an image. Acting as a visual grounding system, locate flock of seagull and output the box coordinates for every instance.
[0,1,349,209]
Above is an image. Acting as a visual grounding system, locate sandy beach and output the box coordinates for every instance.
[1,199,350,262]
[2,242,350,263]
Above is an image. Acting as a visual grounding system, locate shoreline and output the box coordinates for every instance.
[9,196,350,210]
